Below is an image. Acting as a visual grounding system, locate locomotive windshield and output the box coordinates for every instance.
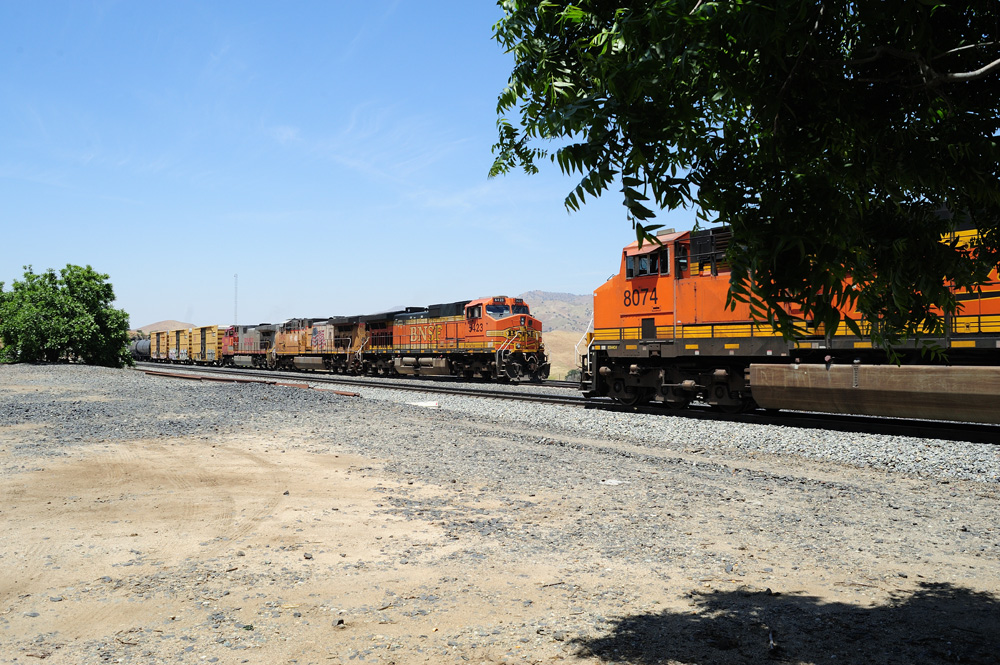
[486,305,511,318]
[486,304,530,319]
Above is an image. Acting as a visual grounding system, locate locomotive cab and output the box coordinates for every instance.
[589,228,762,410]
[464,296,549,381]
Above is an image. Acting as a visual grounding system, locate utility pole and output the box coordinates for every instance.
[234,274,238,326]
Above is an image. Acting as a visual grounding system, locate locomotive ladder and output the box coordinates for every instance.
[495,333,517,379]
[354,335,370,363]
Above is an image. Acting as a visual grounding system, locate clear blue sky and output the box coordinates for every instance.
[1,1,698,328]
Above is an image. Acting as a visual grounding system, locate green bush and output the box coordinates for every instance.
[0,265,132,368]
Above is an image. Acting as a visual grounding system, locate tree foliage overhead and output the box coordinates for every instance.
[491,0,1000,349]
[0,265,132,368]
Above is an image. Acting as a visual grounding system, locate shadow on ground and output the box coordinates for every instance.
[572,582,1000,664]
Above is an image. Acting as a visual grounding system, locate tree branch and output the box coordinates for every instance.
[931,42,997,61]
[847,44,1000,85]
[934,56,1000,82]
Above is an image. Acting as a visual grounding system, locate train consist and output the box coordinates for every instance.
[583,227,1000,424]
[135,295,550,382]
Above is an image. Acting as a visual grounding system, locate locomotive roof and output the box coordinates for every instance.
[359,310,407,322]
[428,300,470,317]
[623,230,687,256]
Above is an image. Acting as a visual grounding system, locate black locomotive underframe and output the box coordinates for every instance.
[585,334,1000,410]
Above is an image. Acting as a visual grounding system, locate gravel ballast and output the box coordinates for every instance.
[1,363,998,664]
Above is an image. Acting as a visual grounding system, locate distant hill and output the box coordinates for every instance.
[518,291,593,380]
[135,320,195,334]
[518,290,592,333]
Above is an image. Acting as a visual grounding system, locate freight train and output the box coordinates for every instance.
[582,227,1000,424]
[134,295,549,382]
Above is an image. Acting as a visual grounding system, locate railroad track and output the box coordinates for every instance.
[135,362,1000,444]
[135,363,588,407]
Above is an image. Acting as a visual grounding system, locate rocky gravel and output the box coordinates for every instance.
[1,363,998,664]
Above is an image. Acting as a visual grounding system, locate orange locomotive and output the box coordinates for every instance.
[221,295,549,381]
[584,227,1000,423]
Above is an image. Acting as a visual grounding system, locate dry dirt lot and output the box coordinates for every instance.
[1,365,998,664]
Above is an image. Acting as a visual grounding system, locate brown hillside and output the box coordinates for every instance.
[518,290,592,333]
[543,329,589,381]
[517,291,593,380]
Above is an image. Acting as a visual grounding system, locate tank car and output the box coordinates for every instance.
[128,339,150,360]
[583,227,1000,424]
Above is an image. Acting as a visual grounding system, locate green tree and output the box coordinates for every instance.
[0,265,132,368]
[491,1,1000,349]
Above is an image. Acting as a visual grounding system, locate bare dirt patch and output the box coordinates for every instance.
[1,366,998,664]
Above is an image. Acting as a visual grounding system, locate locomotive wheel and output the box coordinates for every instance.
[662,387,689,410]
[613,387,653,407]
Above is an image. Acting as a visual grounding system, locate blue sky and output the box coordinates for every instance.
[1,1,698,328]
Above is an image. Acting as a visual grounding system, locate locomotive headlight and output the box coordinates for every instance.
[516,343,522,349]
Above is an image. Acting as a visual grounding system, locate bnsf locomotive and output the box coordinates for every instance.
[142,295,549,382]
[583,227,1000,424]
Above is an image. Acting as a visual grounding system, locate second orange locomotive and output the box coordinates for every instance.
[220,295,548,381]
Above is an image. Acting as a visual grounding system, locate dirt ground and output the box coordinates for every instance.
[1,372,999,664]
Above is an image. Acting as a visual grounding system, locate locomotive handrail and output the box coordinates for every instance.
[574,316,594,362]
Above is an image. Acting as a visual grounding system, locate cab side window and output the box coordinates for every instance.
[467,305,482,319]
[659,248,670,275]
[629,253,661,278]
[676,244,689,276]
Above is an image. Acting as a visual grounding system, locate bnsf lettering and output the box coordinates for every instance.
[409,324,441,344]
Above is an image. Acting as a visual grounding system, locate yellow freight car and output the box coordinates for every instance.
[167,328,191,362]
[191,325,224,365]
[149,330,170,361]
